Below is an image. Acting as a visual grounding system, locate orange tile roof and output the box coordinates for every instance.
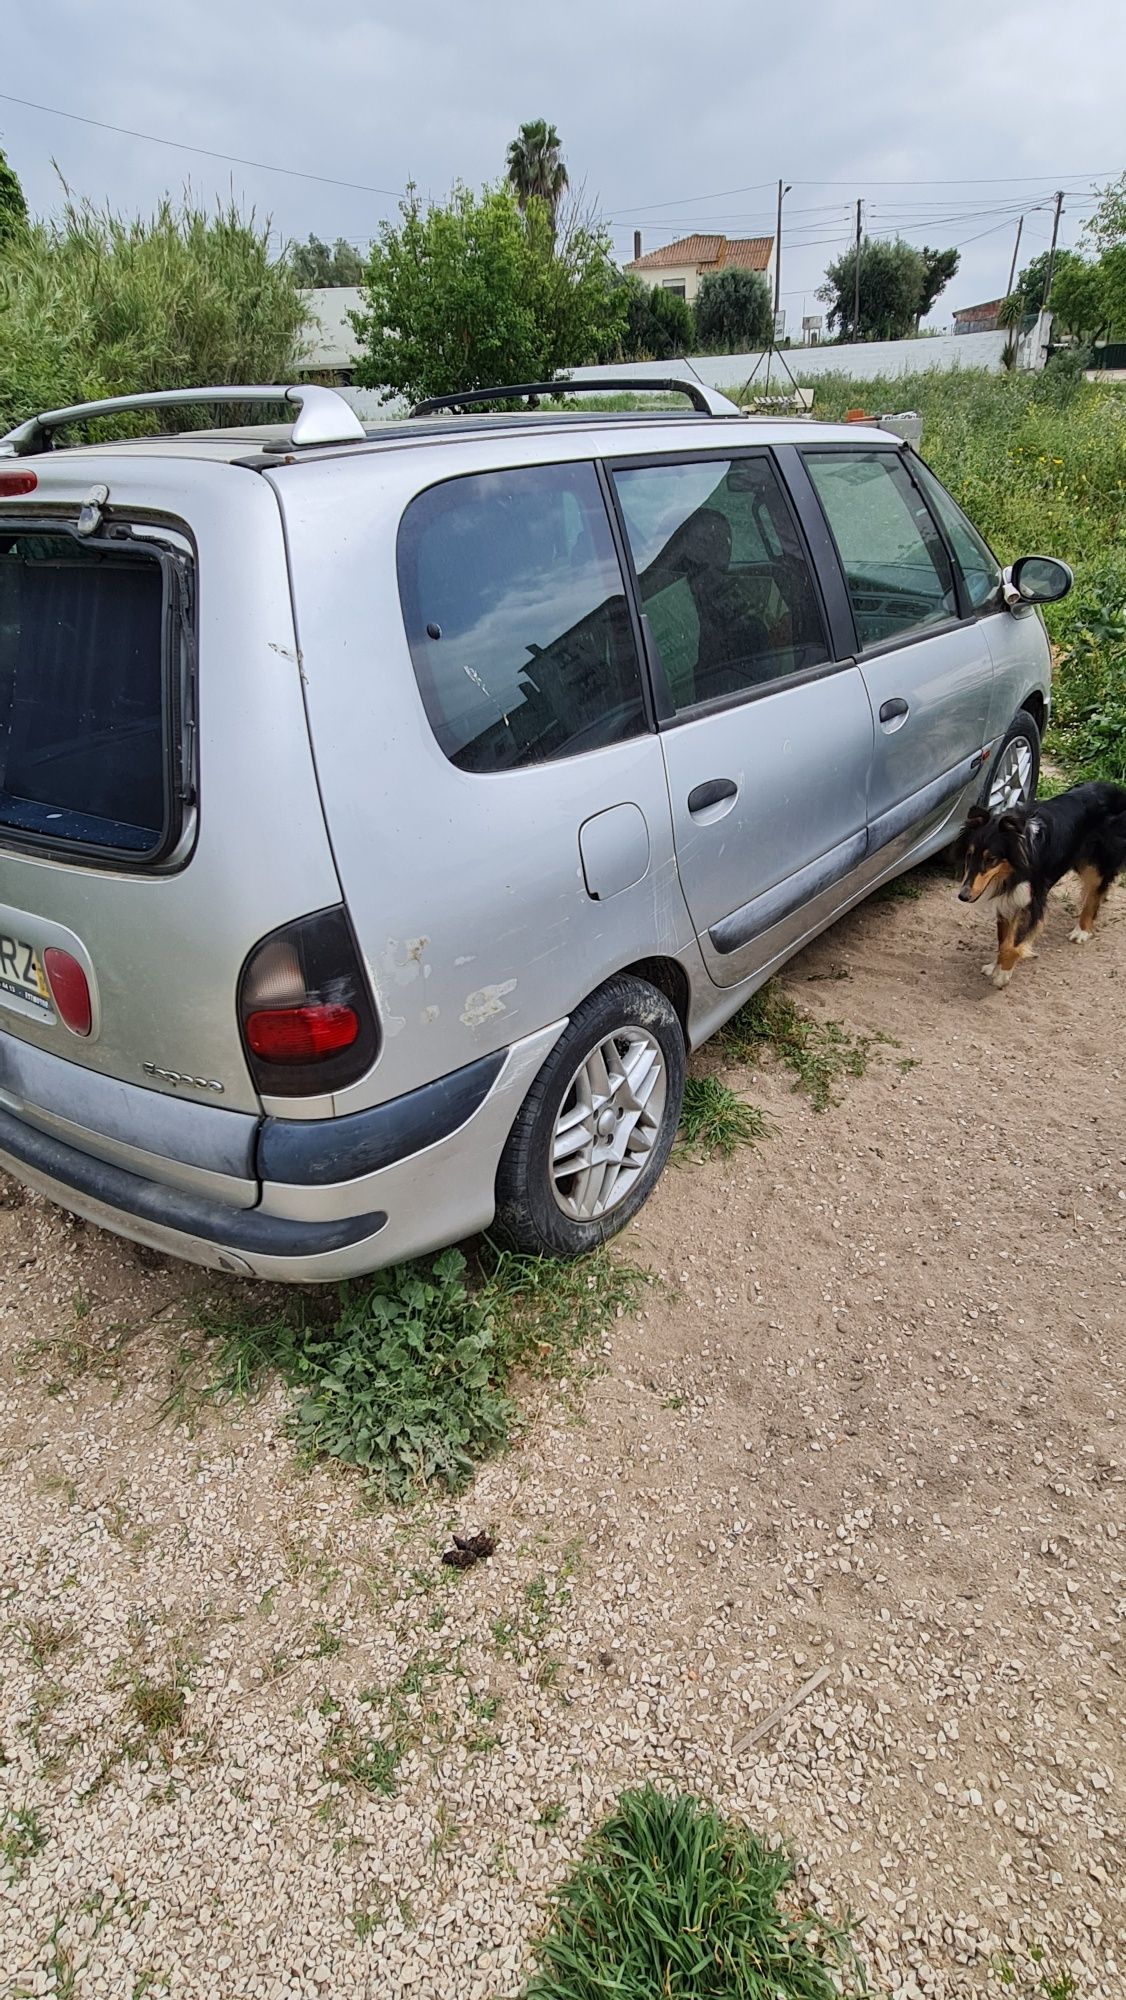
[626,233,774,275]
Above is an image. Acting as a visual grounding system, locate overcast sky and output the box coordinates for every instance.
[3,0,1124,331]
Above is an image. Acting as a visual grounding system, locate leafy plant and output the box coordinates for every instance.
[190,1244,647,1498]
[818,235,957,341]
[506,120,569,230]
[291,234,365,287]
[678,1077,767,1157]
[721,983,872,1112]
[0,144,28,249]
[352,181,622,405]
[1,1804,47,1873]
[0,193,309,435]
[695,267,772,354]
[524,1785,865,1998]
[612,276,695,361]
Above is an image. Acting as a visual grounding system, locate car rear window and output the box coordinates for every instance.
[0,530,176,857]
[397,462,646,773]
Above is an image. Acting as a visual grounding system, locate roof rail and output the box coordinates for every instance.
[409,376,743,418]
[0,384,367,458]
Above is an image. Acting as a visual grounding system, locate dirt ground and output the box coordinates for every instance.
[1,864,1123,2000]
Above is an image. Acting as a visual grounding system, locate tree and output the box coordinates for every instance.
[611,276,695,360]
[916,245,960,326]
[1008,248,1081,318]
[694,266,772,352]
[818,236,927,342]
[1049,257,1110,340]
[351,182,623,405]
[1084,172,1126,254]
[505,120,568,230]
[0,195,309,434]
[0,144,28,249]
[291,234,365,287]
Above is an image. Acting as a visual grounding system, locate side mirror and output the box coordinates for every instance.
[1007,555,1073,606]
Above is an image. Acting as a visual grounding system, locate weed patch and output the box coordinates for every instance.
[678,1078,767,1159]
[721,982,877,1112]
[524,1784,864,1998]
[187,1245,647,1500]
[1,1804,47,1873]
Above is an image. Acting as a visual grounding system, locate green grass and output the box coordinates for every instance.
[721,982,876,1112]
[678,1076,767,1158]
[721,366,1126,784]
[1,1804,48,1873]
[523,1785,864,1999]
[127,1673,187,1745]
[184,1245,647,1500]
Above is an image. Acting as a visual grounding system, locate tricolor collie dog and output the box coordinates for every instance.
[959,781,1126,989]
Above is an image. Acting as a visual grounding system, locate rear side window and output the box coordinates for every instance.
[397,462,646,773]
[804,450,957,649]
[0,530,178,858]
[613,455,829,710]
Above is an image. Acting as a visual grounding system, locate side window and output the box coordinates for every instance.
[397,462,646,773]
[612,456,830,712]
[909,457,1003,612]
[804,450,958,649]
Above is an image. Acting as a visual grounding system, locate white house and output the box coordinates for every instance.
[624,233,775,304]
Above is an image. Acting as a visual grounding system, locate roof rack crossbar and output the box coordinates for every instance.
[409,376,742,418]
[0,384,367,458]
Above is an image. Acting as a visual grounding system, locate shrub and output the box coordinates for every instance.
[352,182,623,404]
[0,194,310,435]
[695,267,772,353]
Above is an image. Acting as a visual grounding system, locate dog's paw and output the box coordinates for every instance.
[981,961,997,978]
[1069,925,1091,944]
[991,965,1013,989]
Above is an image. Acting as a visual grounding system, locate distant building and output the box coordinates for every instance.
[296,287,364,381]
[952,298,1005,335]
[625,233,775,305]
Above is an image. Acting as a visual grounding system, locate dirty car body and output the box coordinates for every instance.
[0,384,1057,1277]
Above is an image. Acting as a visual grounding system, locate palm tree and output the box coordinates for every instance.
[506,121,568,230]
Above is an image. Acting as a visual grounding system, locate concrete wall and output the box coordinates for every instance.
[570,327,1011,391]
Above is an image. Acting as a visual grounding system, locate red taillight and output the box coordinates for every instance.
[0,471,37,497]
[42,947,92,1036]
[245,1003,359,1064]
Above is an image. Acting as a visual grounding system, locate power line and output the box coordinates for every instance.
[0,89,404,199]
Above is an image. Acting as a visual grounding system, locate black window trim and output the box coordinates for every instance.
[900,445,1006,623]
[602,443,843,727]
[394,454,659,779]
[794,440,973,664]
[0,517,194,870]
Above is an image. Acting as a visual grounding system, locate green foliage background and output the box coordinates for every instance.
[352,183,623,404]
[0,194,310,434]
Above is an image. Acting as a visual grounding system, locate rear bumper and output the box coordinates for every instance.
[0,1021,565,1281]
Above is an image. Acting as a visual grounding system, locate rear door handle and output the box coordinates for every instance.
[687,777,738,817]
[879,697,909,727]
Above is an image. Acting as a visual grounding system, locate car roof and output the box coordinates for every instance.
[24,409,894,470]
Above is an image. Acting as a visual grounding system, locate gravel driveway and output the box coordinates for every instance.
[2,866,1124,2000]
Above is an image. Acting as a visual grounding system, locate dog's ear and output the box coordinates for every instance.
[963,806,991,831]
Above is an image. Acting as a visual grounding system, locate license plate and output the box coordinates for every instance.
[0,933,52,1015]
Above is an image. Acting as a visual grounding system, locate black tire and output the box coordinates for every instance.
[980,707,1041,813]
[493,975,686,1259]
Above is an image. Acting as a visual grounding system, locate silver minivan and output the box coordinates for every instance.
[0,378,1067,1280]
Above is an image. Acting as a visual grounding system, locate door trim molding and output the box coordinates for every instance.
[867,750,981,856]
[709,828,868,955]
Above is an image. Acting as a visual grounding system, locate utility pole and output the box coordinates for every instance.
[853,199,862,339]
[1005,214,1024,298]
[1041,190,1064,312]
[774,179,791,318]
